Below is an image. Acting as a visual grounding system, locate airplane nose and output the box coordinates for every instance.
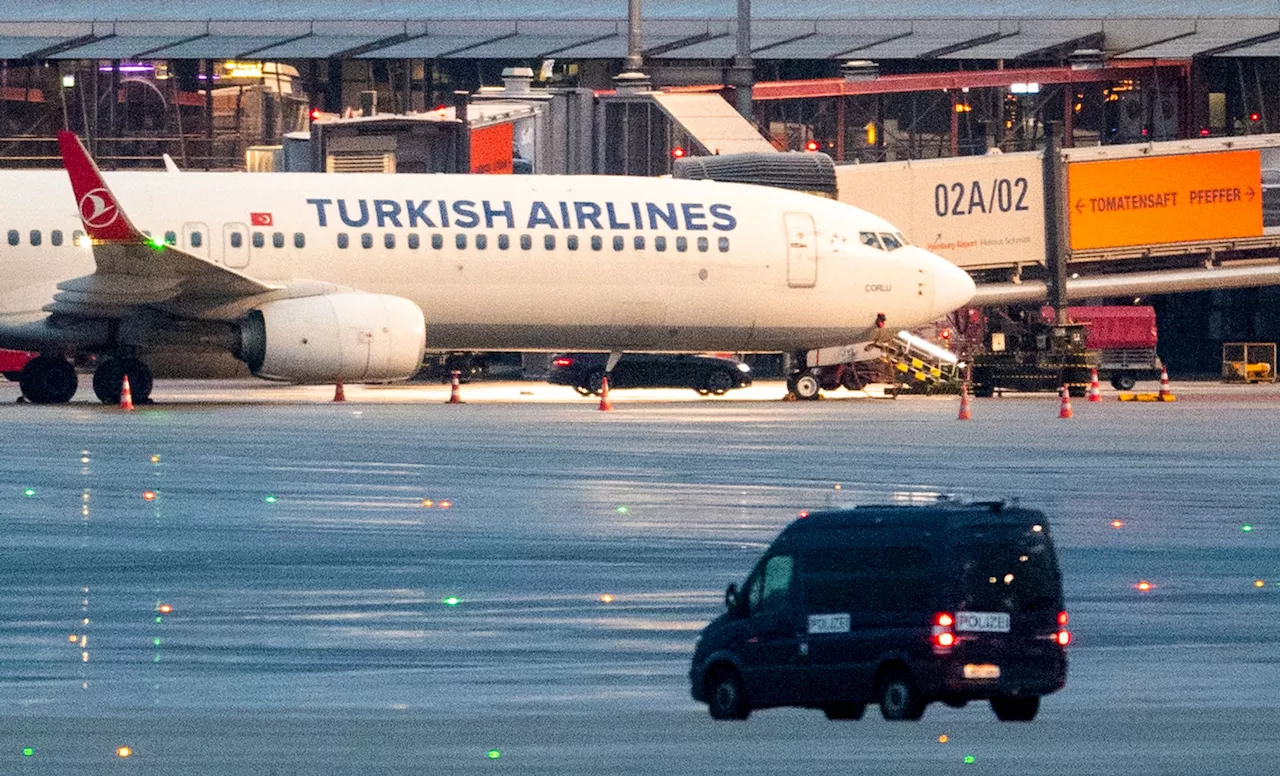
[932,254,976,315]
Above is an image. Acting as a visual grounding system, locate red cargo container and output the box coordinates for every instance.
[0,349,37,380]
[1040,306,1161,389]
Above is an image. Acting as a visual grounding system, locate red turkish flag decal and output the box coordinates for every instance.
[251,212,273,226]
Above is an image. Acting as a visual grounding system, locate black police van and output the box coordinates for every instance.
[690,501,1069,722]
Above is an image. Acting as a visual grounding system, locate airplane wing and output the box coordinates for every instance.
[47,131,281,317]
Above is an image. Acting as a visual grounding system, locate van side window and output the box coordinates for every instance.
[749,555,794,614]
[802,545,933,613]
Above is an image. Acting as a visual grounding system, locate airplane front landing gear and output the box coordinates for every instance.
[92,357,153,404]
[18,355,78,404]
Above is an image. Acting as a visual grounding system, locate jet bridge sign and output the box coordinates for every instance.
[836,152,1046,271]
[1067,150,1264,251]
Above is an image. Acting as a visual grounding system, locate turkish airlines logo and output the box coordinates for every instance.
[79,188,118,229]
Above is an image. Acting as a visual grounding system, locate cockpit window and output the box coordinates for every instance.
[859,231,883,250]
[896,232,909,246]
[880,232,903,251]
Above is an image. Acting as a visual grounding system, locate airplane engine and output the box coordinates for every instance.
[236,293,426,383]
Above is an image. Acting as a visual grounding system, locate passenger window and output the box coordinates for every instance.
[498,234,510,250]
[7,230,17,246]
[544,235,556,250]
[384,233,395,249]
[294,232,305,249]
[567,235,579,251]
[252,231,264,248]
[272,232,284,248]
[51,230,63,247]
[613,236,624,251]
[749,555,794,614]
[520,235,532,250]
[431,234,443,250]
[859,232,882,250]
[456,234,467,249]
[337,233,349,249]
[475,234,487,250]
[880,233,903,251]
[408,233,420,250]
[634,236,645,250]
[231,232,244,248]
[591,235,602,251]
[361,233,373,249]
[655,236,667,252]
[29,230,41,246]
[191,231,204,248]
[165,230,178,245]
[73,230,84,246]
[697,236,708,252]
[675,236,687,252]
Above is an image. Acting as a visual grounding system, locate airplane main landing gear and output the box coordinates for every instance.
[92,357,154,405]
[17,355,78,404]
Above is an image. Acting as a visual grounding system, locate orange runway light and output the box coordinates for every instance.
[142,491,156,501]
[1111,520,1124,529]
[158,604,173,614]
[439,500,452,509]
[938,735,949,744]
[421,499,434,508]
[599,594,615,603]
[1135,580,1153,592]
[116,746,132,758]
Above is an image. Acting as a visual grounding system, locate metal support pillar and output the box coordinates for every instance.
[950,90,959,157]
[1042,122,1069,324]
[204,59,214,170]
[835,95,846,160]
[730,0,753,121]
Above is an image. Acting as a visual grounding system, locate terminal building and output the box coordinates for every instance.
[3,1,1280,372]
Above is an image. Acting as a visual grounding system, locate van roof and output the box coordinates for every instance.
[782,501,1047,537]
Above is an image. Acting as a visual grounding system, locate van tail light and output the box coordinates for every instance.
[931,612,955,650]
[552,357,573,367]
[1056,610,1071,646]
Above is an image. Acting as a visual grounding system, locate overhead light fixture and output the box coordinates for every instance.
[841,60,880,83]
[1068,48,1106,71]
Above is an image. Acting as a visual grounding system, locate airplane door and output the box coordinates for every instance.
[183,222,209,260]
[784,212,817,288]
[223,223,249,269]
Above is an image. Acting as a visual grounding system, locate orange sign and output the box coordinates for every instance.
[470,122,514,174]
[1068,150,1262,250]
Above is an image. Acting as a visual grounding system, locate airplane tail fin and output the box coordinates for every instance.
[57,130,145,243]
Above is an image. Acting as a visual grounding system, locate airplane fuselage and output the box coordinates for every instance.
[0,170,972,355]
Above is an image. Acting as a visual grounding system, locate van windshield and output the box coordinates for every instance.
[953,523,1059,613]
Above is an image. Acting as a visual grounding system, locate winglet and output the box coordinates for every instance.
[57,130,143,243]
[162,153,181,173]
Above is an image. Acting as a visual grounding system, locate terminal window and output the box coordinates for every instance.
[337,233,349,249]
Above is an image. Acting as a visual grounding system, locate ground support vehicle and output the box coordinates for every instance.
[971,315,1094,397]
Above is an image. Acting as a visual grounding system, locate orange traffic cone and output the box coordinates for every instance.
[333,381,346,402]
[1088,369,1102,402]
[1158,365,1175,401]
[598,375,614,411]
[957,382,972,420]
[447,370,462,404]
[119,375,134,411]
[1058,385,1073,419]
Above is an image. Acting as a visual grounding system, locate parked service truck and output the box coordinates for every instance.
[1062,306,1161,390]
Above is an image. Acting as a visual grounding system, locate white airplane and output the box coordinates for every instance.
[0,131,974,404]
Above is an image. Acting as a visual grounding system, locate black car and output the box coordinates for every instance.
[690,501,1069,722]
[547,353,752,396]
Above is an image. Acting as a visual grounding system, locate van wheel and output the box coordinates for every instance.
[822,702,865,720]
[706,668,750,721]
[990,695,1040,721]
[878,668,925,721]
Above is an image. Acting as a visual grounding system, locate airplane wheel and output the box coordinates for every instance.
[792,373,821,401]
[18,356,78,404]
[93,358,154,404]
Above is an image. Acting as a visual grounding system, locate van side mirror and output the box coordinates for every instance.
[725,583,740,613]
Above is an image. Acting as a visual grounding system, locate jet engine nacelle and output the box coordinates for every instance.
[237,293,426,383]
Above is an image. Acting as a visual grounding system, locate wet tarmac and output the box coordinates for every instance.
[1,378,1278,774]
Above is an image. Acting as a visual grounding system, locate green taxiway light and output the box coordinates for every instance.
[963,755,975,764]
[153,637,162,646]
[616,506,628,514]
[1241,524,1253,533]
[23,747,33,757]
[155,616,163,624]
[487,750,501,760]
[264,495,278,504]
[23,488,35,497]
[443,597,460,606]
